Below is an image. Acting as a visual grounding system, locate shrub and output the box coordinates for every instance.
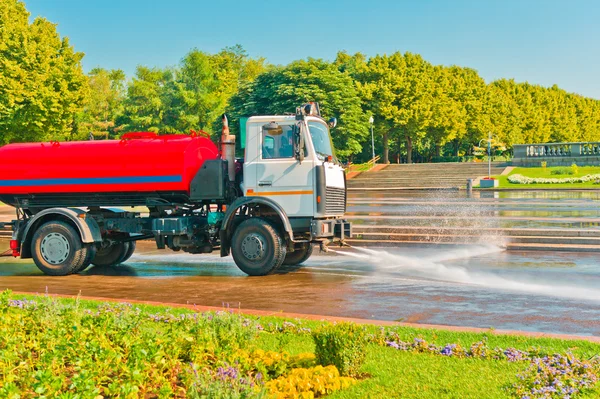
[312,323,367,377]
[571,162,579,175]
[550,167,574,175]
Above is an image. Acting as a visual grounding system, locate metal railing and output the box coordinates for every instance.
[513,142,600,158]
[347,155,381,172]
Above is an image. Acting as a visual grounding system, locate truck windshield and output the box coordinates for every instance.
[308,121,335,161]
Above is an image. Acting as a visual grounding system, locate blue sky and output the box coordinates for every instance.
[24,0,600,99]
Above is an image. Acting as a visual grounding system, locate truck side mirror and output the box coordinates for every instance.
[328,117,337,128]
[293,124,304,163]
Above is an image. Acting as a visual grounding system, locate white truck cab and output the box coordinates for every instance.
[218,103,351,275]
[243,115,346,217]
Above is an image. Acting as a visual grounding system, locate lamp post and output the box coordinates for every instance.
[369,116,375,161]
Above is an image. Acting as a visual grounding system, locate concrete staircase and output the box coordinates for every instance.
[348,162,507,189]
[348,225,600,252]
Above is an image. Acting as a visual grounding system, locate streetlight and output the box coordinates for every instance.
[369,115,375,161]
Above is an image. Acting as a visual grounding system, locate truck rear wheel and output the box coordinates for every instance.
[231,218,286,276]
[282,243,313,266]
[121,241,136,263]
[91,241,130,267]
[31,221,87,276]
[74,244,97,273]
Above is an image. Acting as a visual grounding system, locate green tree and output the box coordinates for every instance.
[0,0,88,143]
[78,68,126,139]
[118,46,266,136]
[117,66,175,133]
[227,58,368,159]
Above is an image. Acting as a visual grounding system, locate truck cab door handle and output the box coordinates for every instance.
[258,181,272,187]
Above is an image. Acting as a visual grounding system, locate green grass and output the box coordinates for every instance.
[3,292,600,398]
[489,166,600,189]
[331,347,522,399]
[348,162,375,172]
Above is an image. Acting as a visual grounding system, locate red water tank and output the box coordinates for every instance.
[0,133,219,196]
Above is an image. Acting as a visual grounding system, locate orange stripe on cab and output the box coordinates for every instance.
[247,190,313,196]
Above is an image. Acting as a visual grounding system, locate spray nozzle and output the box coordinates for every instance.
[319,242,329,253]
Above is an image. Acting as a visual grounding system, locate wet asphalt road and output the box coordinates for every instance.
[1,191,600,337]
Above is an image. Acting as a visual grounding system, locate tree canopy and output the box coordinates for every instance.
[0,0,87,144]
[226,58,368,158]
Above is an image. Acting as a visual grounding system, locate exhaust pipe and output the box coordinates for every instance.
[220,114,236,182]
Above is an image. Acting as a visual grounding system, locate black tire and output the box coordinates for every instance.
[74,244,98,273]
[31,221,87,276]
[121,241,136,263]
[231,218,286,276]
[282,243,313,266]
[91,241,130,267]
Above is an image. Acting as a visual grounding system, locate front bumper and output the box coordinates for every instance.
[311,219,352,241]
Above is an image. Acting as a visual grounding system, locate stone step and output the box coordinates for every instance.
[346,239,600,252]
[351,232,600,245]
[356,170,505,177]
[349,177,484,183]
[352,225,600,237]
[381,162,507,168]
[348,183,472,189]
[347,199,599,208]
[357,166,506,173]
[346,213,600,222]
[355,169,505,175]
[348,187,462,192]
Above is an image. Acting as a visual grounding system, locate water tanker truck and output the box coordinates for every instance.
[0,103,351,276]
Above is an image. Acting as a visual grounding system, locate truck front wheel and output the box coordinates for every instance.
[91,241,130,267]
[31,221,87,276]
[282,243,313,266]
[231,218,286,276]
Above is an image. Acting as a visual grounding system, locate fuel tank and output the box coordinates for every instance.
[0,133,219,200]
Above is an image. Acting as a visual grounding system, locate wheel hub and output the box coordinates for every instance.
[241,233,266,261]
[40,232,70,265]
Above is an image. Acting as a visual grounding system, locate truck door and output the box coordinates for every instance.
[250,122,314,217]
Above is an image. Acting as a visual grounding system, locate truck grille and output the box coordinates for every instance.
[325,187,346,215]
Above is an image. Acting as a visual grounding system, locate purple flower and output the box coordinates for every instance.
[386,340,400,349]
[504,347,528,362]
[441,344,456,356]
[8,299,37,309]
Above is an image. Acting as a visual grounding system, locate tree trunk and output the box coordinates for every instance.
[397,138,401,163]
[382,131,389,164]
[435,143,441,158]
[453,139,460,157]
[406,135,413,164]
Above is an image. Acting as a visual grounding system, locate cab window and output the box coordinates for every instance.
[261,124,295,159]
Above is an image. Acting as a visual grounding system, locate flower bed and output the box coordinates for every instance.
[508,173,600,184]
[1,291,599,398]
